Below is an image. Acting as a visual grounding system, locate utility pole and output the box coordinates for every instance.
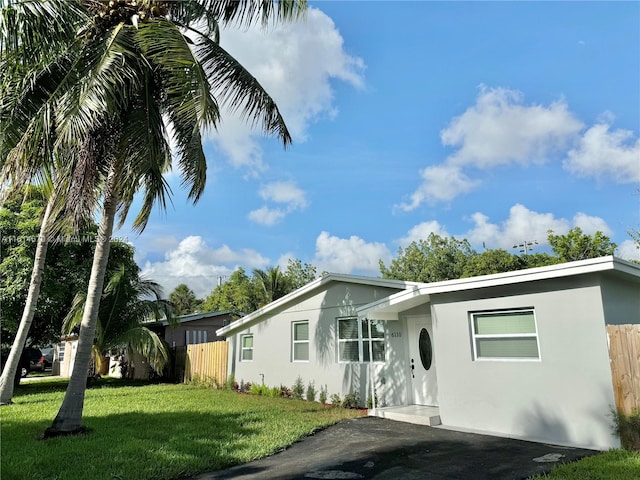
[513,240,538,255]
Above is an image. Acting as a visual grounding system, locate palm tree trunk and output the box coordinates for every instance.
[46,164,119,435]
[0,192,55,405]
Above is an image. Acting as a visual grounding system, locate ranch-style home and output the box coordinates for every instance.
[217,256,640,451]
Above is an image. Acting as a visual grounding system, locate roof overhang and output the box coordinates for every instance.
[358,256,640,320]
[216,274,420,337]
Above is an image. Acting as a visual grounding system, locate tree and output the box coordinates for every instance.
[380,234,474,283]
[201,267,260,314]
[0,187,156,401]
[547,227,617,262]
[284,258,319,290]
[63,253,173,375]
[1,0,305,435]
[168,284,201,316]
[462,249,526,278]
[253,266,292,306]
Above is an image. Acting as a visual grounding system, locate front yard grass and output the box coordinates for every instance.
[532,449,640,480]
[1,378,365,480]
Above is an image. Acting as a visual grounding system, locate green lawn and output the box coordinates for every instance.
[1,378,365,480]
[534,449,640,480]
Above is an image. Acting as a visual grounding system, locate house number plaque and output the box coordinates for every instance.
[391,332,402,338]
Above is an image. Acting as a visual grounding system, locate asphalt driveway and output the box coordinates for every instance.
[189,416,598,480]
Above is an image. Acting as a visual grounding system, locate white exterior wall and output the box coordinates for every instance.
[228,282,406,405]
[430,276,619,450]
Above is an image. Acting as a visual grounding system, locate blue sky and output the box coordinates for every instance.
[116,1,640,298]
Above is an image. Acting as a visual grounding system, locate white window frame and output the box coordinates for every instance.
[337,317,385,364]
[240,334,254,362]
[470,308,541,362]
[292,321,309,362]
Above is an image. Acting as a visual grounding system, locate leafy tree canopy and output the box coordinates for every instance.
[168,284,202,316]
[0,187,141,348]
[380,229,615,283]
[548,227,616,262]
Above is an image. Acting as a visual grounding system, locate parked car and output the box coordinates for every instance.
[22,347,45,376]
[40,347,54,370]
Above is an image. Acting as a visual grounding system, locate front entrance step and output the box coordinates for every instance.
[370,404,441,426]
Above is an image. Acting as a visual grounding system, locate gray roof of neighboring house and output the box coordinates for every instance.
[147,310,238,327]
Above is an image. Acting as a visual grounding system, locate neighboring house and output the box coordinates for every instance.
[53,335,78,377]
[149,311,237,347]
[56,311,237,380]
[217,256,640,451]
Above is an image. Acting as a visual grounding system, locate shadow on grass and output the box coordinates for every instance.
[2,409,263,480]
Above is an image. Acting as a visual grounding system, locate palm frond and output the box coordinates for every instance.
[197,0,307,28]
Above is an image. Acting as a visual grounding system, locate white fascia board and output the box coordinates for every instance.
[359,256,638,318]
[216,273,418,337]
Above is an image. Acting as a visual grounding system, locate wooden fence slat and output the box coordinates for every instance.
[184,341,228,385]
[607,325,640,415]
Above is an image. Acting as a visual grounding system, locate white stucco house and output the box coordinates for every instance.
[216,256,640,451]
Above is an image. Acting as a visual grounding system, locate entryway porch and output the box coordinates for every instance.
[369,404,441,426]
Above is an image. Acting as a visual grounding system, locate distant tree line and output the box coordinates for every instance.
[378,228,618,283]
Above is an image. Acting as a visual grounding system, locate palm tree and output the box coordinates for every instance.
[0,185,55,404]
[63,259,174,377]
[253,266,292,306]
[1,0,306,435]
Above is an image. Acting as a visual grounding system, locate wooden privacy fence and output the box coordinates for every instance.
[185,341,228,385]
[607,325,640,415]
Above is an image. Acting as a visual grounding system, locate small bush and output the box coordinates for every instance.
[341,392,360,409]
[280,385,293,398]
[224,374,236,391]
[269,386,281,397]
[292,376,305,400]
[319,385,328,404]
[239,381,252,393]
[612,408,640,451]
[249,384,271,396]
[330,393,341,407]
[306,382,317,402]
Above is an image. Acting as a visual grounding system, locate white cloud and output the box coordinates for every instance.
[398,164,479,210]
[258,181,308,208]
[248,206,286,226]
[461,204,612,251]
[209,7,365,173]
[564,123,640,183]
[312,231,391,275]
[572,212,613,236]
[442,86,583,168]
[140,236,270,298]
[399,221,450,247]
[617,239,640,262]
[249,180,309,225]
[401,86,584,210]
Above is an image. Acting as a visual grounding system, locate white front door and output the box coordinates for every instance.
[407,316,438,406]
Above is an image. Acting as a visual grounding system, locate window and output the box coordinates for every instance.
[471,309,540,360]
[292,321,309,361]
[240,334,253,361]
[185,330,208,345]
[337,318,385,363]
[58,343,65,363]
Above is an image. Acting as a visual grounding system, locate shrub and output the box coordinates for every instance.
[224,374,236,391]
[306,382,317,402]
[269,386,281,397]
[280,385,293,398]
[330,393,341,407]
[292,376,305,400]
[319,385,328,404]
[249,384,271,396]
[239,381,252,393]
[612,408,640,451]
[341,392,360,409]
